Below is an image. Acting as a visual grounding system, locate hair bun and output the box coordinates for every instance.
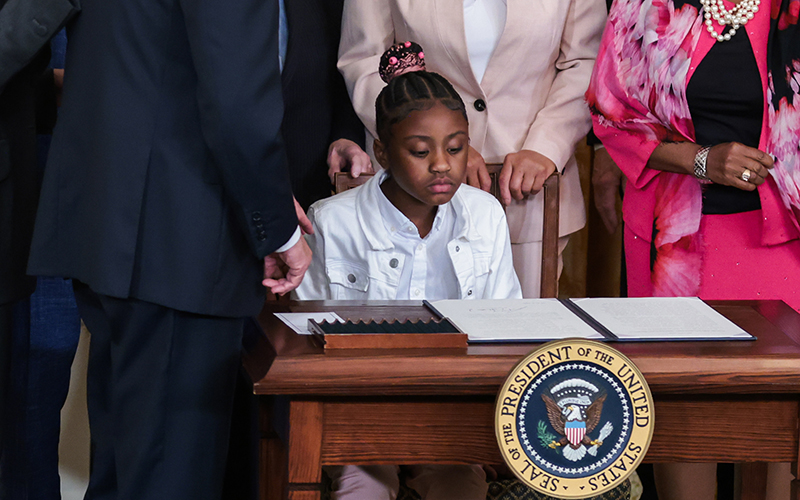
[379,41,426,83]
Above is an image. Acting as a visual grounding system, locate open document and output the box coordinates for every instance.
[428,299,605,342]
[570,297,753,341]
[274,312,344,335]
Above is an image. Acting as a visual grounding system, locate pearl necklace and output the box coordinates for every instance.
[700,0,760,42]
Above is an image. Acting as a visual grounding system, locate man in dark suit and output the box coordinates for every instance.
[0,0,79,488]
[280,0,370,209]
[26,0,311,497]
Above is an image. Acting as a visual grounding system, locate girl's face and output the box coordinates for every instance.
[374,102,469,214]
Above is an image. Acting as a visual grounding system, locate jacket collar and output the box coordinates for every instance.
[355,171,482,251]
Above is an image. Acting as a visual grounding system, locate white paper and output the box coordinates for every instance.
[429,299,605,342]
[274,312,345,335]
[570,297,752,340]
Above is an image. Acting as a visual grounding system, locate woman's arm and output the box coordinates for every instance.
[587,0,686,191]
[589,0,773,192]
[498,0,606,205]
[520,0,607,171]
[337,0,394,139]
[649,141,773,191]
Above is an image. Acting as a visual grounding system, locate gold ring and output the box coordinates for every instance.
[742,169,752,182]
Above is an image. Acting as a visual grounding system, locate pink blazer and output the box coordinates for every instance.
[338,0,607,242]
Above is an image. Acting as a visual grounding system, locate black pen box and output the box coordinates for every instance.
[308,318,467,349]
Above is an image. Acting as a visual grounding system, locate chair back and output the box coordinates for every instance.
[334,172,373,194]
[482,166,559,298]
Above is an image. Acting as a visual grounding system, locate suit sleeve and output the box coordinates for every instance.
[337,0,395,139]
[521,0,606,171]
[0,0,79,88]
[178,0,297,258]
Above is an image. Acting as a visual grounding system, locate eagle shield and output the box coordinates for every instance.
[565,420,586,447]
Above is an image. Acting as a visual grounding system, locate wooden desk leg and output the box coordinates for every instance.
[740,463,768,500]
[287,401,324,500]
[260,433,287,500]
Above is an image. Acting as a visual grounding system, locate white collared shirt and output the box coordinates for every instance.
[376,178,459,300]
[295,171,522,301]
[463,0,507,83]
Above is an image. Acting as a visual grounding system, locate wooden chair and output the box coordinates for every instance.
[333,167,560,298]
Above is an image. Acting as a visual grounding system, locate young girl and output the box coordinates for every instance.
[295,42,520,500]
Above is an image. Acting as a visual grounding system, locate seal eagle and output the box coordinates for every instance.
[542,393,607,461]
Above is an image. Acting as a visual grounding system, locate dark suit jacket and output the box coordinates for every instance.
[0,0,78,89]
[29,0,298,317]
[281,0,364,210]
[0,0,78,305]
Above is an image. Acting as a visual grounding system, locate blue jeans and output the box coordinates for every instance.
[0,277,81,500]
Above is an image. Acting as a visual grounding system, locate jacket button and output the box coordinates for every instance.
[257,233,267,241]
[389,258,399,268]
[252,212,262,222]
[473,99,486,112]
[347,274,356,283]
[468,289,473,295]
[455,246,460,252]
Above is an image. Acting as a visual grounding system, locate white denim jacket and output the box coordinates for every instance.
[295,173,522,301]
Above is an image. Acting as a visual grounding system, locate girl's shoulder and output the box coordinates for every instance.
[308,186,360,220]
[453,183,505,216]
[450,184,508,238]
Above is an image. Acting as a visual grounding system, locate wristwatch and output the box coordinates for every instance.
[693,146,712,182]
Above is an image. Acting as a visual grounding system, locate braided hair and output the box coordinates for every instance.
[375,41,468,143]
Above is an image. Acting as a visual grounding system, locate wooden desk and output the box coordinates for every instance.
[246,300,800,500]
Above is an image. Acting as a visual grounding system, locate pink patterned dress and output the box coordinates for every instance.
[587,0,800,310]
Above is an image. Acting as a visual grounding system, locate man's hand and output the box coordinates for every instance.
[465,145,492,192]
[591,147,624,234]
[327,138,373,182]
[498,149,557,206]
[293,197,313,235]
[262,236,312,295]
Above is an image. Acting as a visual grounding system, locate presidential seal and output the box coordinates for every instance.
[495,339,654,499]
